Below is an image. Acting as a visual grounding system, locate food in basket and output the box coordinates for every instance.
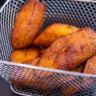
[37,28,96,72]
[83,55,96,90]
[33,64,84,92]
[10,27,96,94]
[62,54,96,96]
[10,46,84,93]
[40,48,45,55]
[84,55,96,74]
[11,0,46,49]
[71,64,84,72]
[59,64,84,88]
[11,58,84,94]
[33,23,79,47]
[61,64,91,96]
[23,57,40,65]
[10,47,40,63]
[61,77,94,96]
[11,57,40,89]
[61,79,82,96]
[11,57,60,94]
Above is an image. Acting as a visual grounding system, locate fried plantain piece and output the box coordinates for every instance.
[61,65,89,96]
[33,23,79,47]
[10,47,40,63]
[71,64,84,72]
[11,57,60,94]
[61,56,96,96]
[33,65,83,92]
[84,55,96,74]
[61,80,82,96]
[23,57,40,65]
[11,60,84,94]
[12,0,46,49]
[37,28,96,71]
[83,55,96,91]
[11,57,40,89]
[40,48,45,55]
[61,76,94,96]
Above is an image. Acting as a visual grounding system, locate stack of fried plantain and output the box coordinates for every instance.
[10,0,96,95]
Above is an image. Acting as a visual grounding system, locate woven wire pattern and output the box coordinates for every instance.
[0,0,96,95]
[0,62,96,96]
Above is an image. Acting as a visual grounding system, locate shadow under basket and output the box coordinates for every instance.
[0,0,96,96]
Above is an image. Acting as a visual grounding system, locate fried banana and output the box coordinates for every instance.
[84,55,96,74]
[61,65,87,96]
[62,55,96,96]
[71,64,84,72]
[40,48,45,55]
[11,57,60,94]
[10,47,40,63]
[33,23,79,47]
[12,0,46,49]
[11,28,96,94]
[11,57,40,89]
[23,57,40,65]
[61,80,82,96]
[11,59,84,93]
[37,28,96,72]
[83,55,96,90]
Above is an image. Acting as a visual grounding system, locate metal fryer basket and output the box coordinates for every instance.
[0,0,96,95]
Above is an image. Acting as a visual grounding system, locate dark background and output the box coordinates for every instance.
[0,0,6,6]
[0,77,19,96]
[0,0,19,96]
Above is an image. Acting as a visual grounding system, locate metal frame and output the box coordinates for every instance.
[0,0,96,95]
[0,0,96,12]
[11,85,34,96]
[71,0,96,2]
[1,60,96,78]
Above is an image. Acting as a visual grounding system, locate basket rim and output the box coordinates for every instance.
[10,85,33,96]
[0,60,96,78]
[10,85,41,96]
[0,0,96,13]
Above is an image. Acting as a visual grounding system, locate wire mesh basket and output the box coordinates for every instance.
[0,0,96,96]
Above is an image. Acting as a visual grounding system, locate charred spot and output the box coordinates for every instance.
[64,48,68,53]
[67,45,72,50]
[35,58,40,66]
[59,46,70,54]
[80,46,84,51]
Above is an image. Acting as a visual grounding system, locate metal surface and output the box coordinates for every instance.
[0,0,96,96]
[11,85,42,96]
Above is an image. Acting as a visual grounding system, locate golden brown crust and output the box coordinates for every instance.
[37,28,96,71]
[71,64,84,72]
[83,55,96,91]
[84,55,96,74]
[11,0,46,49]
[11,55,84,93]
[11,57,40,89]
[33,23,79,47]
[23,57,40,65]
[64,55,96,96]
[11,58,60,93]
[61,64,90,96]
[11,26,96,93]
[10,47,40,63]
[40,48,45,55]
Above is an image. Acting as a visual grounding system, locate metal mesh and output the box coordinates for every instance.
[0,0,96,95]
[0,61,96,96]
